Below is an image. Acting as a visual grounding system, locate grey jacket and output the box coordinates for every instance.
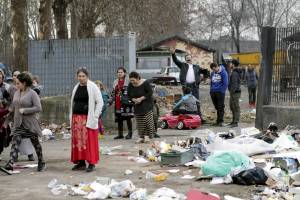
[7,89,42,136]
[229,68,241,93]
[246,69,258,88]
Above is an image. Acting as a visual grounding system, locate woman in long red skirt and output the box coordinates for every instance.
[70,68,103,172]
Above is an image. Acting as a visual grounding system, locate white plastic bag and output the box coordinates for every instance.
[240,127,260,137]
[272,134,298,151]
[110,180,136,198]
[147,187,186,200]
[128,156,149,164]
[84,182,111,200]
[207,136,274,156]
[129,188,147,200]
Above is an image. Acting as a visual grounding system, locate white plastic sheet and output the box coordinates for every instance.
[147,187,186,200]
[207,136,274,156]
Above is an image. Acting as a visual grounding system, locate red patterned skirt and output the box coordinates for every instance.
[71,114,99,164]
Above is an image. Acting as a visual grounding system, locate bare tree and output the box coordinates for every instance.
[222,0,247,53]
[11,0,28,71]
[27,0,39,40]
[52,0,71,39]
[247,0,298,39]
[39,0,52,39]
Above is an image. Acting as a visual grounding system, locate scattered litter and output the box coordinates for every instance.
[272,134,298,151]
[185,160,205,168]
[181,175,196,179]
[210,177,225,185]
[101,146,124,155]
[48,178,58,188]
[145,171,168,182]
[110,180,136,198]
[168,169,180,173]
[224,195,244,200]
[128,156,149,164]
[207,136,275,156]
[147,187,186,200]
[129,188,147,200]
[125,170,133,175]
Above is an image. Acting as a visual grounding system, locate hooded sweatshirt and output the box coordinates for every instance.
[210,65,228,94]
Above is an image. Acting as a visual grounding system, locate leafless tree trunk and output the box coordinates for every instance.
[39,0,52,39]
[11,0,28,71]
[70,0,78,38]
[52,0,70,39]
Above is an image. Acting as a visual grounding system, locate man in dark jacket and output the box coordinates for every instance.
[210,63,228,126]
[245,66,258,107]
[228,59,241,127]
[171,49,207,122]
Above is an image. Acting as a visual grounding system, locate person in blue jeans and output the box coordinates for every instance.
[210,62,228,126]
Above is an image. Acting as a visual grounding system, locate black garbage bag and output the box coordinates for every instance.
[232,167,268,185]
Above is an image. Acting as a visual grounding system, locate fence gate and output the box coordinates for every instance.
[271,27,300,105]
[28,33,136,96]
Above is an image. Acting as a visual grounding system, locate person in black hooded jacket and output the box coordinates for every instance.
[228,59,242,127]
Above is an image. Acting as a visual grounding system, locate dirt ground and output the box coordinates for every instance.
[0,85,258,200]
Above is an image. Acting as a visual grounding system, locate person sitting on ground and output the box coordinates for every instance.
[172,86,199,115]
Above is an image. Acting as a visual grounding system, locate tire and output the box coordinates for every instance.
[160,120,168,129]
[176,121,184,130]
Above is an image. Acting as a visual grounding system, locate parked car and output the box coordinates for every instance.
[159,66,180,81]
[151,66,180,86]
[0,63,12,82]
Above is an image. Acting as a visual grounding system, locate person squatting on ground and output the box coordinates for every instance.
[245,66,258,107]
[172,86,199,115]
[127,71,155,144]
[228,59,242,128]
[95,80,109,139]
[110,67,134,140]
[171,48,207,123]
[0,69,11,161]
[210,62,228,127]
[70,68,103,172]
[4,72,45,172]
[8,70,35,162]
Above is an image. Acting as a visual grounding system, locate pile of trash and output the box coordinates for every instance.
[41,123,71,141]
[47,177,185,200]
[190,124,300,200]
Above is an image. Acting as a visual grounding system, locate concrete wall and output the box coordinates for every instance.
[261,105,300,130]
[40,96,119,130]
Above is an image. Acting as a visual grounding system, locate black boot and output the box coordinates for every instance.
[72,160,86,170]
[86,164,95,172]
[114,135,124,139]
[28,154,35,161]
[125,132,132,139]
[37,161,46,172]
[4,161,13,171]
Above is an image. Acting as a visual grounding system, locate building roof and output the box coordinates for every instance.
[138,35,216,52]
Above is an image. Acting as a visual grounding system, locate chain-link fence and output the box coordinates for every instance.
[28,33,136,96]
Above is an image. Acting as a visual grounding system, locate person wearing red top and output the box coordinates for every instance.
[110,67,134,139]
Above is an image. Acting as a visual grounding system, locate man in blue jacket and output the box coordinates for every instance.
[210,62,228,126]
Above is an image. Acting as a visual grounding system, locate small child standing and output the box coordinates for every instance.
[95,80,110,139]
